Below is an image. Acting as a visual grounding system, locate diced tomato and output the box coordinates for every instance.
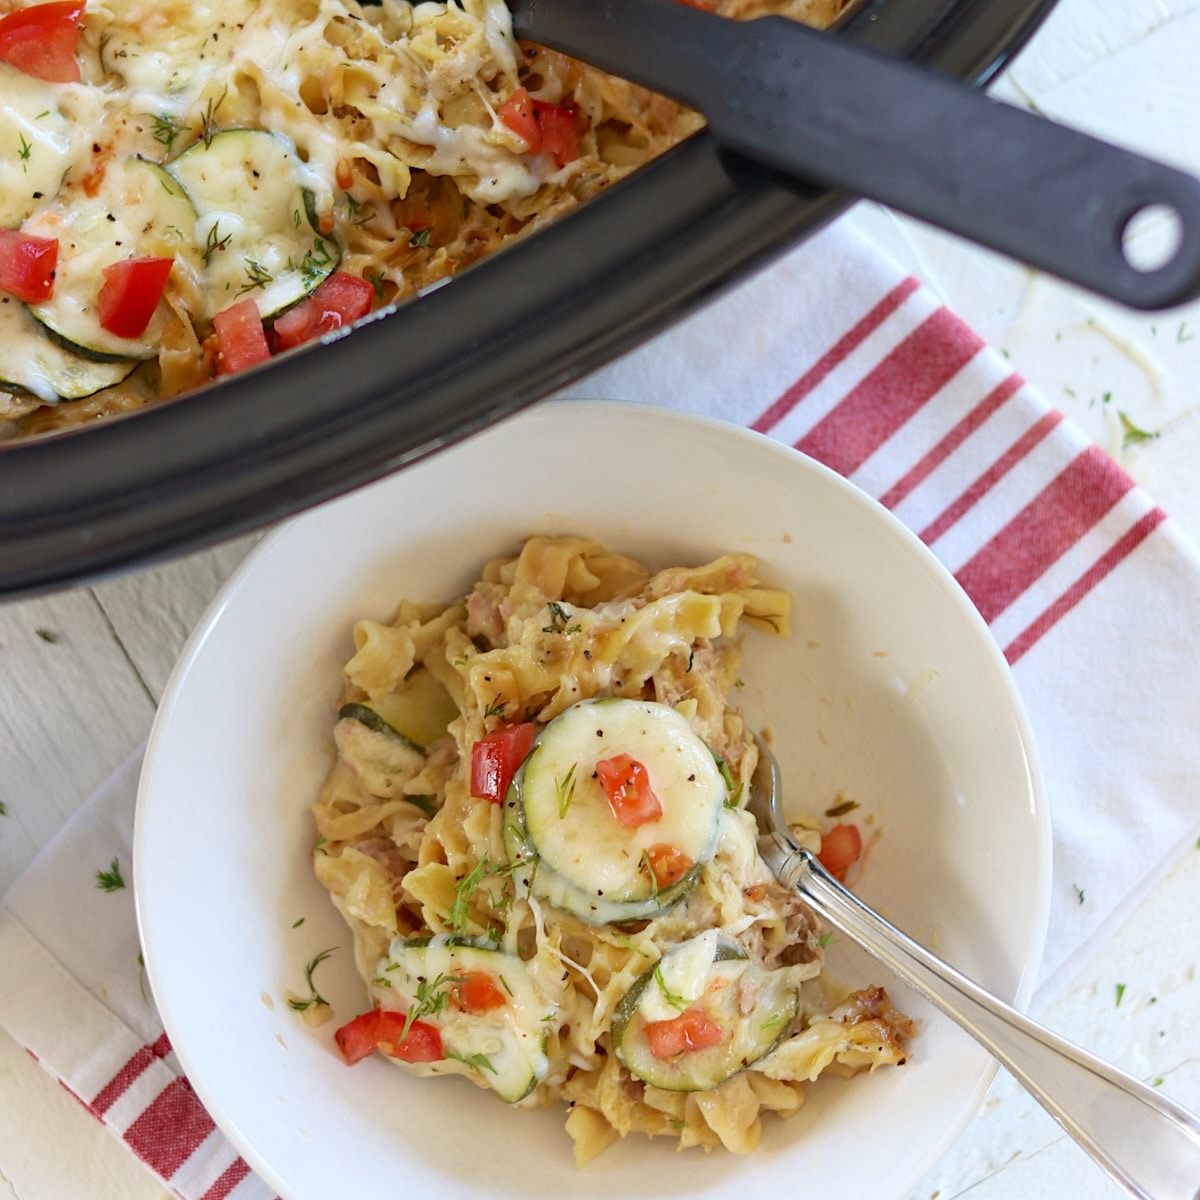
[334,1008,444,1066]
[450,971,508,1014]
[595,753,662,828]
[644,1007,724,1059]
[96,256,173,339]
[497,85,541,152]
[378,1017,443,1063]
[641,843,693,889]
[498,88,580,167]
[0,0,84,83]
[0,229,57,303]
[213,297,270,376]
[272,270,374,351]
[817,822,863,882]
[532,101,579,168]
[470,722,538,803]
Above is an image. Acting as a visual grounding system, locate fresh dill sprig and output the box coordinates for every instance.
[448,855,494,934]
[639,849,661,900]
[1118,411,1159,450]
[202,220,232,265]
[299,237,334,286]
[542,601,581,634]
[288,947,336,1012]
[711,751,743,809]
[96,857,126,892]
[556,763,577,818]
[400,972,461,1039]
[238,257,273,294]
[653,962,687,1011]
[445,1048,497,1074]
[448,852,531,936]
[146,112,187,153]
[200,86,228,147]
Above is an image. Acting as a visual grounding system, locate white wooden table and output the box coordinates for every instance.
[3,0,1200,1195]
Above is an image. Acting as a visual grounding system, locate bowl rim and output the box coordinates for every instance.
[0,0,1061,599]
[135,399,1052,1200]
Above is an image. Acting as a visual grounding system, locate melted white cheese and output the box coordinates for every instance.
[373,936,555,1103]
[636,932,751,1023]
[1,0,551,398]
[0,65,73,228]
[96,0,254,102]
[0,296,133,401]
[523,700,727,901]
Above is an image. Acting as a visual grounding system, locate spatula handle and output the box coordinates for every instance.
[511,0,1200,310]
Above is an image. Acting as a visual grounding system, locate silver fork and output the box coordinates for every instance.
[748,735,1200,1200]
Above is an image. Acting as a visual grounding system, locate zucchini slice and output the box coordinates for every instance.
[611,932,800,1092]
[0,295,136,402]
[334,706,426,798]
[166,129,338,319]
[503,699,726,925]
[371,936,554,1103]
[24,157,200,361]
[353,668,459,750]
[0,63,73,228]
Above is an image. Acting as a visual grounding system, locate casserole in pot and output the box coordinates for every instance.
[0,0,1058,596]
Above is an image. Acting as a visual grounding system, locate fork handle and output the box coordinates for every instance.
[769,844,1200,1200]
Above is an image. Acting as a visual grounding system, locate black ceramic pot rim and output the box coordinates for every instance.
[0,0,1060,599]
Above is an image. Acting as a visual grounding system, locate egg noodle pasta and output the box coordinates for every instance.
[0,0,852,437]
[312,536,914,1162]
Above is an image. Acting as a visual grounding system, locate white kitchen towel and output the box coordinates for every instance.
[565,219,1200,1001]
[0,748,273,1200]
[3,215,1200,1199]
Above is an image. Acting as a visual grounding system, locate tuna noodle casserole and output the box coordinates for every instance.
[0,0,851,437]
[311,536,914,1162]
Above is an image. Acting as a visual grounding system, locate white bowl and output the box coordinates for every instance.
[135,399,1049,1200]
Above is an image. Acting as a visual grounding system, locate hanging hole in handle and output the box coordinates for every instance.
[1121,203,1184,273]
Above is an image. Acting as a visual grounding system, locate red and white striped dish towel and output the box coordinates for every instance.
[3,215,1200,1200]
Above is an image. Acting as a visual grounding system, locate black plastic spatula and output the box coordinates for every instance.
[509,0,1200,310]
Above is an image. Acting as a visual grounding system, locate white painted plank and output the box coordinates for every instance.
[0,589,154,898]
[1003,0,1200,99]
[92,534,263,704]
[909,842,1200,1198]
[1011,5,1200,172]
